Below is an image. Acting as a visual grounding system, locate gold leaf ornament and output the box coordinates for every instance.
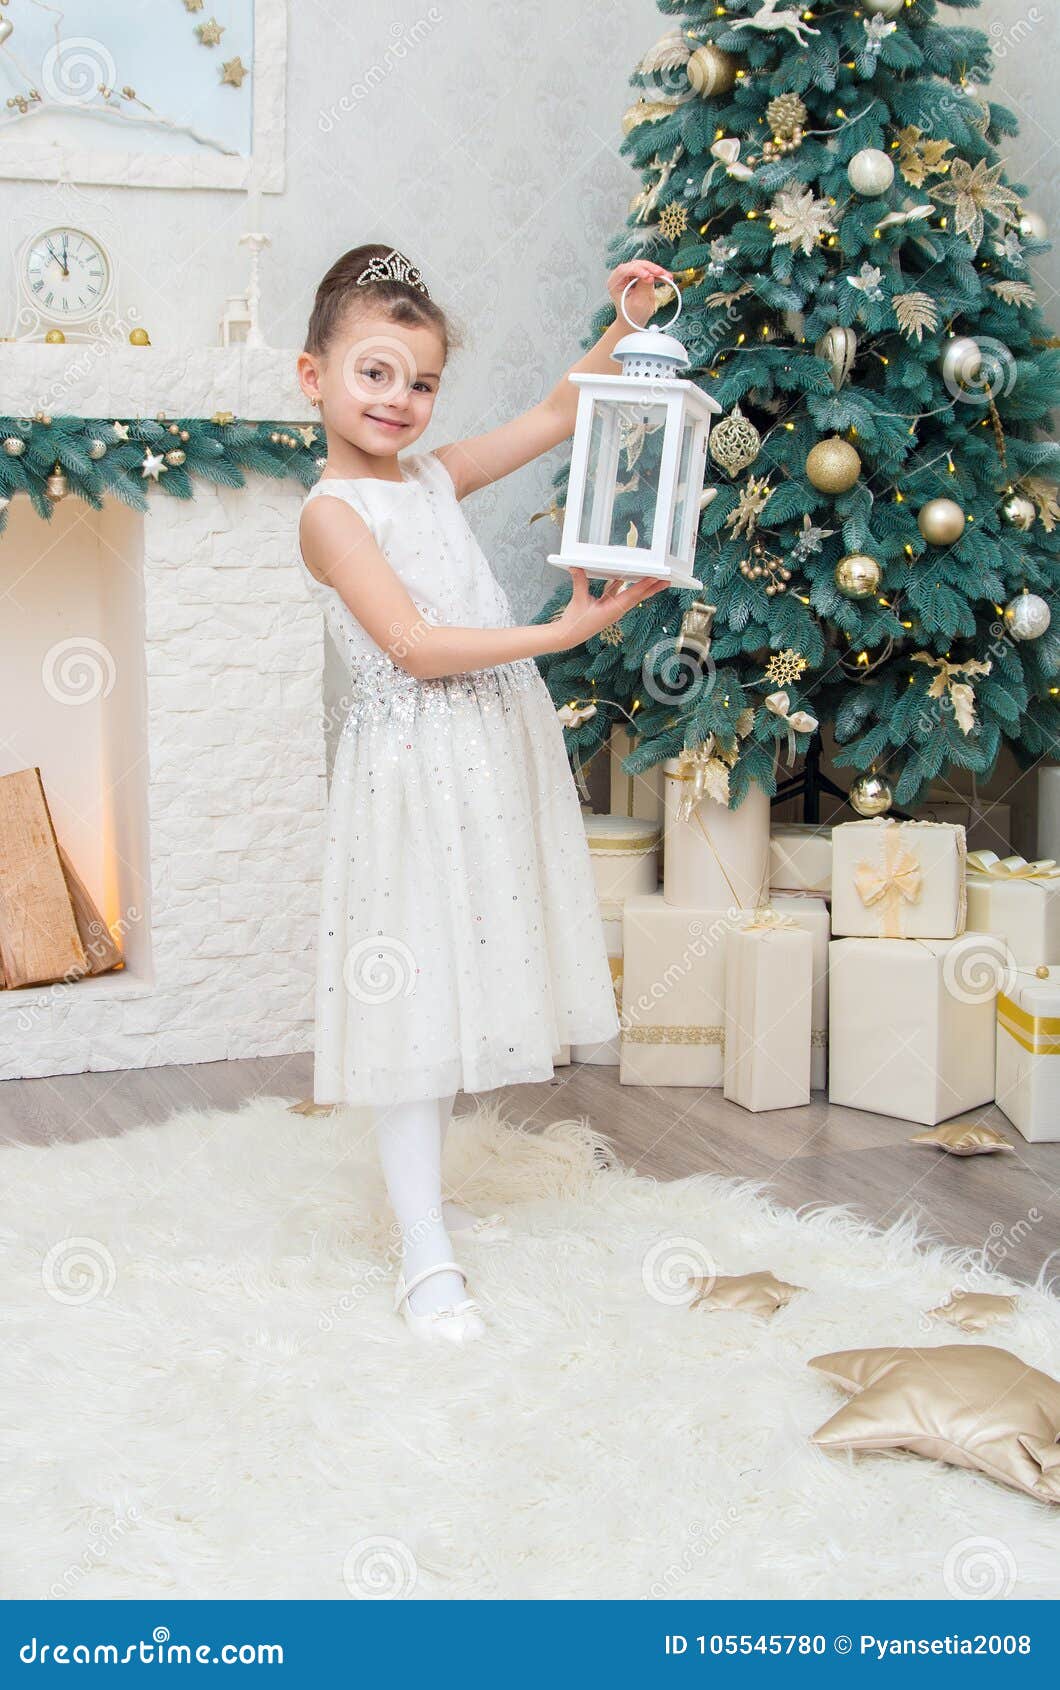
[911,652,992,736]
[893,290,939,343]
[724,475,773,538]
[895,126,954,189]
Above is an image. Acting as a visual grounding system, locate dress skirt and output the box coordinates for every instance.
[312,654,620,1106]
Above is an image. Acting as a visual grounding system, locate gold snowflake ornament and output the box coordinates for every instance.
[764,649,809,687]
[659,201,689,243]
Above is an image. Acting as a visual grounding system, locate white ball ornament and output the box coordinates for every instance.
[1003,593,1052,642]
[1018,210,1049,244]
[847,148,895,198]
[940,336,982,395]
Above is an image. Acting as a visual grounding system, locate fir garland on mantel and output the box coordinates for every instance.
[0,413,323,535]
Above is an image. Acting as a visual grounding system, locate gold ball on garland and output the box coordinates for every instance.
[3,435,26,457]
[917,497,966,546]
[180,429,190,442]
[806,437,861,494]
[1037,965,1051,980]
[128,327,151,346]
[686,43,738,96]
[1000,491,1036,532]
[849,772,893,818]
[164,448,186,467]
[87,438,107,460]
[45,463,68,502]
[43,328,66,344]
[834,553,882,600]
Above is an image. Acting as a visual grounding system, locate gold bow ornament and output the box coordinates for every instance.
[670,711,754,819]
[764,689,819,767]
[967,850,1060,883]
[709,137,756,182]
[911,652,992,736]
[854,827,924,938]
[744,906,799,932]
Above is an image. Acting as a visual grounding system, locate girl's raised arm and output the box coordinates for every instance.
[431,261,674,502]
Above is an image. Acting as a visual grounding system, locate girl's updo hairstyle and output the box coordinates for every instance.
[303,243,459,359]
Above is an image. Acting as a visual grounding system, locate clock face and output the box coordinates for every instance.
[23,227,112,325]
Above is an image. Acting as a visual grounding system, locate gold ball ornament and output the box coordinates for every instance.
[1036,965,1051,980]
[43,327,66,344]
[806,437,861,494]
[849,772,893,818]
[3,435,26,457]
[87,439,107,460]
[45,464,68,501]
[164,448,186,467]
[1000,492,1036,532]
[128,327,151,346]
[815,326,858,391]
[708,405,761,477]
[917,498,966,546]
[1019,210,1048,243]
[835,553,882,600]
[686,44,738,96]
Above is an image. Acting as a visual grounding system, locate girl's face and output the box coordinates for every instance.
[297,310,445,457]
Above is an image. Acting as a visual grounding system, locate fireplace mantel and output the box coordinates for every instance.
[0,344,315,423]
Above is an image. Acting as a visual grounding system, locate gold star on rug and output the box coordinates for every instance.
[195,18,225,47]
[221,56,248,88]
[296,425,317,448]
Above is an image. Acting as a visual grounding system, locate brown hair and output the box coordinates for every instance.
[303,243,458,358]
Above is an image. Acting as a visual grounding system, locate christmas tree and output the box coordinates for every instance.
[534,0,1060,814]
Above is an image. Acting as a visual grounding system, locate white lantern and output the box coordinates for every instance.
[548,281,721,592]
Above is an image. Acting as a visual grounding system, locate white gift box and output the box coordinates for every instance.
[571,814,662,1067]
[828,936,1004,1126]
[723,921,813,1112]
[769,824,832,896]
[620,893,741,1087]
[662,762,770,912]
[831,819,967,940]
[771,893,830,1090]
[965,851,1060,968]
[610,728,665,827]
[995,968,1060,1142]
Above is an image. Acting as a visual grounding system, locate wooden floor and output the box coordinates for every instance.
[3,1049,1057,1285]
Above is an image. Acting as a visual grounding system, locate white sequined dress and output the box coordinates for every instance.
[298,449,620,1106]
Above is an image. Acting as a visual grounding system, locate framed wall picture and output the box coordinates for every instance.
[0,0,285,192]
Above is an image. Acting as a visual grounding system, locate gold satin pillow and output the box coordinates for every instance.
[910,1122,1013,1156]
[810,1345,1060,1505]
[929,1291,1019,1333]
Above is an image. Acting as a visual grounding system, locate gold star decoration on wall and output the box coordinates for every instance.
[221,56,248,88]
[195,18,225,47]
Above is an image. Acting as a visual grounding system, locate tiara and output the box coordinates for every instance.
[355,250,430,297]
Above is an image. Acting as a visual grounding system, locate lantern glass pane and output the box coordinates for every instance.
[577,399,667,549]
[669,416,697,560]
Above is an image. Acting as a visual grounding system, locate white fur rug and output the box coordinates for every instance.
[4,1094,1060,1601]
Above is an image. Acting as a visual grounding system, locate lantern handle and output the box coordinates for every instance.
[620,276,682,334]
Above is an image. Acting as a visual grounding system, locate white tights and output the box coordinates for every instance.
[372,1091,469,1318]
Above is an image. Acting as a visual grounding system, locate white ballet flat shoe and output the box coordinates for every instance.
[393,1260,486,1345]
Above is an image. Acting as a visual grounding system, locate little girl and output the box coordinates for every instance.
[296,244,672,1346]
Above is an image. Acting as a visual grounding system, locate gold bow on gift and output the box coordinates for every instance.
[855,828,923,937]
[765,690,819,768]
[967,850,1060,882]
[744,907,799,932]
[911,653,992,737]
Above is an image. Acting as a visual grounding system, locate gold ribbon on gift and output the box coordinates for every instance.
[854,829,923,937]
[997,993,1060,1055]
[911,652,992,736]
[968,850,1060,882]
[623,1024,725,1046]
[764,690,819,770]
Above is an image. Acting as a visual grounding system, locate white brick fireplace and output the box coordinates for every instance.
[0,347,326,1081]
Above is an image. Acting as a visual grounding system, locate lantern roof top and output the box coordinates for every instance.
[612,325,691,375]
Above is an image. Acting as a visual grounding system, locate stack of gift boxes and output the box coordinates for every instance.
[586,735,1060,1140]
